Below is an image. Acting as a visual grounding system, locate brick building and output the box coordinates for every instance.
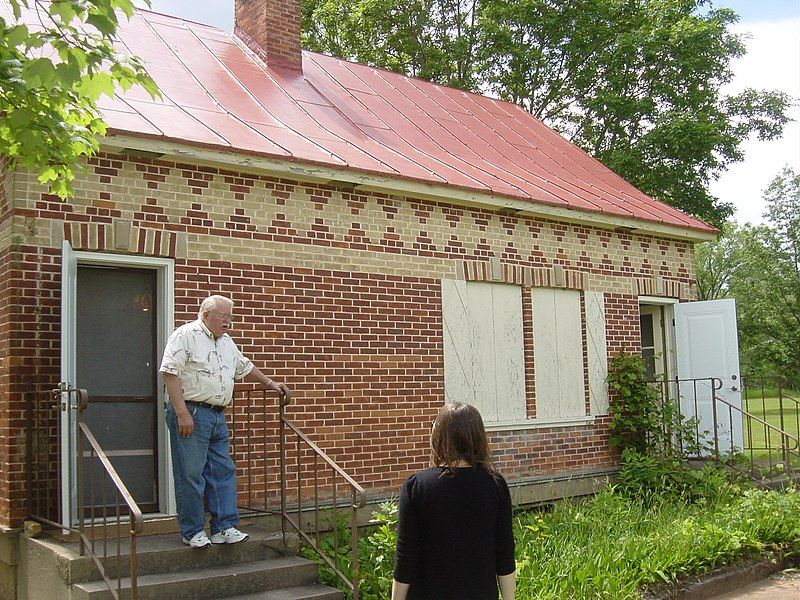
[0,1,718,595]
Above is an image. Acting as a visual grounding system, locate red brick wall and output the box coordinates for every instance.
[604,294,642,356]
[490,417,615,480]
[0,246,61,528]
[173,262,442,498]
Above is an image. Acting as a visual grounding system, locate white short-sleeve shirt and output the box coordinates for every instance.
[159,319,254,407]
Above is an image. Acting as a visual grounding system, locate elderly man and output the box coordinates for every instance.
[160,294,289,548]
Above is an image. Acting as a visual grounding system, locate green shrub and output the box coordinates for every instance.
[306,486,800,600]
[607,353,661,453]
[617,448,736,503]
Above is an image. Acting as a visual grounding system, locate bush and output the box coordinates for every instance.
[607,353,661,453]
[617,448,736,503]
[307,486,800,600]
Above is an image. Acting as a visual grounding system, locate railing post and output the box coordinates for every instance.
[710,378,720,460]
[778,379,788,467]
[280,396,287,545]
[130,526,138,600]
[351,496,360,600]
[76,390,86,556]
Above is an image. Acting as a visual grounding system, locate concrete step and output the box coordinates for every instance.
[72,555,320,600]
[223,584,344,600]
[32,526,291,584]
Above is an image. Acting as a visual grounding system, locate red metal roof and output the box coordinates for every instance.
[15,4,717,234]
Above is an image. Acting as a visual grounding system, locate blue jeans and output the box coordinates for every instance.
[166,404,239,539]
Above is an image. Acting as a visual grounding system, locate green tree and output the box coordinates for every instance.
[0,0,158,197]
[694,221,742,300]
[696,168,800,384]
[302,0,791,226]
[301,0,480,90]
[731,168,800,385]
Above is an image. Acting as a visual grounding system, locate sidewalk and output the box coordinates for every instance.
[710,569,800,599]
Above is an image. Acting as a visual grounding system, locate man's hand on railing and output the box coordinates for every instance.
[243,367,291,402]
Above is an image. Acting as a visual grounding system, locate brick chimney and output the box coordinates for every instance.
[234,0,303,71]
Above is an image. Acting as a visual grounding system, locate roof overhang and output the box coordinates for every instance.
[102,134,718,243]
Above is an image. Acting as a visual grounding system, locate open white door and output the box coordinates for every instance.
[674,299,743,454]
[60,240,78,527]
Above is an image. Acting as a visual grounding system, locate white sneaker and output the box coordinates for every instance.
[182,531,211,548]
[210,527,249,544]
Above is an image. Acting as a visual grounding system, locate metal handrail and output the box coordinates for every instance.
[656,377,800,486]
[710,386,800,482]
[230,387,366,599]
[279,393,367,600]
[28,387,142,600]
[77,421,143,599]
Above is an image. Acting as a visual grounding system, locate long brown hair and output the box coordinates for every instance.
[431,402,494,476]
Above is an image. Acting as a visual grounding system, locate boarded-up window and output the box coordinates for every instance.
[441,280,526,422]
[532,288,586,420]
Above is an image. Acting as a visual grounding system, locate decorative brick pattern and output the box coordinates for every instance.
[0,157,12,230]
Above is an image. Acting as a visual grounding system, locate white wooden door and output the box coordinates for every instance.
[674,299,743,454]
[60,240,78,527]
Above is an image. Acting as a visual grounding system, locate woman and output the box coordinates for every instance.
[392,402,516,600]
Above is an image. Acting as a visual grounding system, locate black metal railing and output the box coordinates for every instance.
[27,386,142,600]
[650,376,800,486]
[232,388,366,599]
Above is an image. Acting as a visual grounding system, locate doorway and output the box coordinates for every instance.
[61,242,175,525]
[77,266,159,512]
[639,303,671,381]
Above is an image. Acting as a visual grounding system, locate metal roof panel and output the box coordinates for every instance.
[42,6,715,234]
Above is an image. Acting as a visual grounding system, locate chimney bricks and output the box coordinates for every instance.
[234,0,303,71]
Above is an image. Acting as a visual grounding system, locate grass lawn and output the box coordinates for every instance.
[742,395,800,467]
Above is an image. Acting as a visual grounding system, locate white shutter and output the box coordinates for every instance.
[491,284,526,421]
[442,279,476,407]
[467,283,496,419]
[532,289,586,420]
[584,291,609,415]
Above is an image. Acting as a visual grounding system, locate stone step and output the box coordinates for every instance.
[222,584,344,600]
[72,555,319,600]
[37,526,292,584]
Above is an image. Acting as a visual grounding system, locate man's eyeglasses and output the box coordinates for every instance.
[213,312,233,320]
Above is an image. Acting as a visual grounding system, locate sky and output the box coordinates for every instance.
[138,1,800,226]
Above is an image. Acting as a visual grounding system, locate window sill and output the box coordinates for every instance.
[485,415,597,432]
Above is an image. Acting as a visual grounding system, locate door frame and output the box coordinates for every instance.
[638,296,679,380]
[62,244,176,523]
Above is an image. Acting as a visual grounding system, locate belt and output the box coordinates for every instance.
[185,400,226,413]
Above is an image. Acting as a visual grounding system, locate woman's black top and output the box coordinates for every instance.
[393,466,515,600]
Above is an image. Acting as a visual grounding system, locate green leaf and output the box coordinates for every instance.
[5,24,29,47]
[86,12,117,36]
[78,71,115,100]
[49,1,77,25]
[21,57,57,87]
